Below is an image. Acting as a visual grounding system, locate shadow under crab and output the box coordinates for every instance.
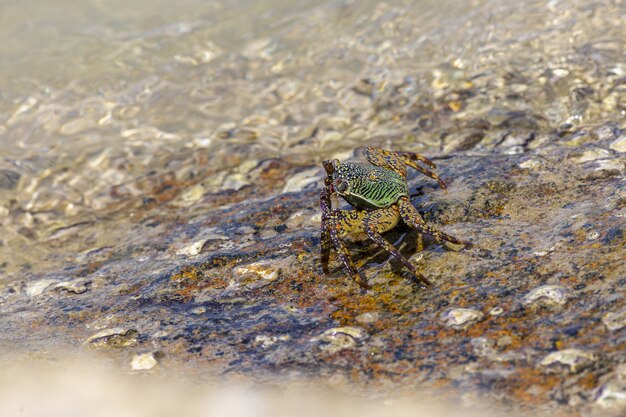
[320,146,471,289]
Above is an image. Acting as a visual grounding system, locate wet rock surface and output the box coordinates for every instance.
[0,0,625,415]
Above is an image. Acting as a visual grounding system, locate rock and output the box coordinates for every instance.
[84,328,137,347]
[176,240,208,257]
[594,364,626,411]
[539,349,596,373]
[523,285,569,308]
[572,148,612,163]
[254,335,291,348]
[54,278,90,294]
[602,310,626,332]
[131,352,158,371]
[232,260,282,289]
[25,279,60,297]
[311,327,368,354]
[355,312,380,324]
[440,308,484,329]
[0,170,20,190]
[609,135,626,153]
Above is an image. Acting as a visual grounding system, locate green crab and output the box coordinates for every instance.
[320,146,470,289]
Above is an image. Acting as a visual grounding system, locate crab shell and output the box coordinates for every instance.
[323,160,409,210]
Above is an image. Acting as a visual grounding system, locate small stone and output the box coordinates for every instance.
[552,68,570,78]
[588,230,600,240]
[595,380,626,409]
[0,170,21,190]
[573,148,612,163]
[440,308,484,329]
[151,330,170,339]
[179,184,206,203]
[602,310,626,332]
[176,240,207,257]
[539,348,596,373]
[25,279,60,297]
[609,135,626,153]
[84,327,137,347]
[355,312,380,324]
[471,337,496,357]
[233,260,280,282]
[311,326,368,354]
[518,159,541,170]
[594,158,625,172]
[191,306,206,315]
[131,352,158,371]
[523,285,568,308]
[318,116,351,130]
[54,278,90,294]
[254,334,291,348]
[489,306,504,316]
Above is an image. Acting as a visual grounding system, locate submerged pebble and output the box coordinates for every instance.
[0,170,21,190]
[539,348,596,373]
[440,308,484,329]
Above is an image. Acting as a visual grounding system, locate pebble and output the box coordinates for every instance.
[539,348,596,373]
[54,278,90,294]
[355,312,380,324]
[131,352,158,371]
[233,261,280,282]
[489,306,504,316]
[609,135,626,153]
[25,279,60,297]
[523,285,569,308]
[84,327,136,346]
[178,184,206,203]
[572,148,612,163]
[311,326,368,354]
[595,364,626,409]
[595,380,626,409]
[518,159,541,170]
[254,334,291,348]
[602,310,626,332]
[176,239,207,257]
[440,308,484,329]
[191,306,206,315]
[0,169,21,190]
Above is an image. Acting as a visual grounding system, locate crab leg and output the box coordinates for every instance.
[363,147,447,189]
[399,158,447,189]
[363,207,432,287]
[397,197,471,247]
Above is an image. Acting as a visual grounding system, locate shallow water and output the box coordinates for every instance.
[0,0,625,413]
[1,0,623,273]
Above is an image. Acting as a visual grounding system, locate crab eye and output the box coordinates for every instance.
[335,179,348,192]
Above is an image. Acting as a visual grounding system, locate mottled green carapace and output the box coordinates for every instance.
[331,162,409,209]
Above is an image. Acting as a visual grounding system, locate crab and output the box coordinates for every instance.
[320,146,470,289]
